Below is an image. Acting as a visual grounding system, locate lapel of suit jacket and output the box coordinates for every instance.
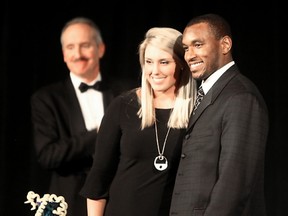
[64,77,87,133]
[97,80,114,111]
[187,65,240,131]
[102,89,114,111]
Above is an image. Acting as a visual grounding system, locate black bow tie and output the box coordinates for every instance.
[79,81,103,93]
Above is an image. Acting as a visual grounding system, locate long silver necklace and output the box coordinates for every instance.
[154,120,171,171]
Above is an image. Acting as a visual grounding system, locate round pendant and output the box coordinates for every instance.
[154,155,168,171]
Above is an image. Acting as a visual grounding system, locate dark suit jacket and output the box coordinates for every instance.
[30,75,137,216]
[170,65,269,216]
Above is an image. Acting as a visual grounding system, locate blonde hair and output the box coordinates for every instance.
[137,27,197,129]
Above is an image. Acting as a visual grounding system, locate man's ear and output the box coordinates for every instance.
[98,43,106,58]
[221,36,232,54]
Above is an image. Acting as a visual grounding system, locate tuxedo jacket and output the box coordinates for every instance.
[170,65,269,216]
[30,75,136,216]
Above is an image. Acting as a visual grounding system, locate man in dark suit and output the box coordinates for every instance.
[170,14,269,216]
[30,17,136,216]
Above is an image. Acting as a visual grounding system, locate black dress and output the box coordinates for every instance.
[80,90,185,216]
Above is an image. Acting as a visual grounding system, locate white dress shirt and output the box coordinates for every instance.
[70,72,104,131]
[201,61,235,94]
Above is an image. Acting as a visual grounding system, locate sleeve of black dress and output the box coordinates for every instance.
[80,95,123,200]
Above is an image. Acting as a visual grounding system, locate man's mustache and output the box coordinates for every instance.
[74,57,89,62]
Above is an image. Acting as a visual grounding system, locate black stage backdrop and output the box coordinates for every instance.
[1,1,287,215]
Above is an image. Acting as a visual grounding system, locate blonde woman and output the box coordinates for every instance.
[80,27,197,216]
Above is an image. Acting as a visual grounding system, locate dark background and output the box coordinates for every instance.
[1,1,287,215]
